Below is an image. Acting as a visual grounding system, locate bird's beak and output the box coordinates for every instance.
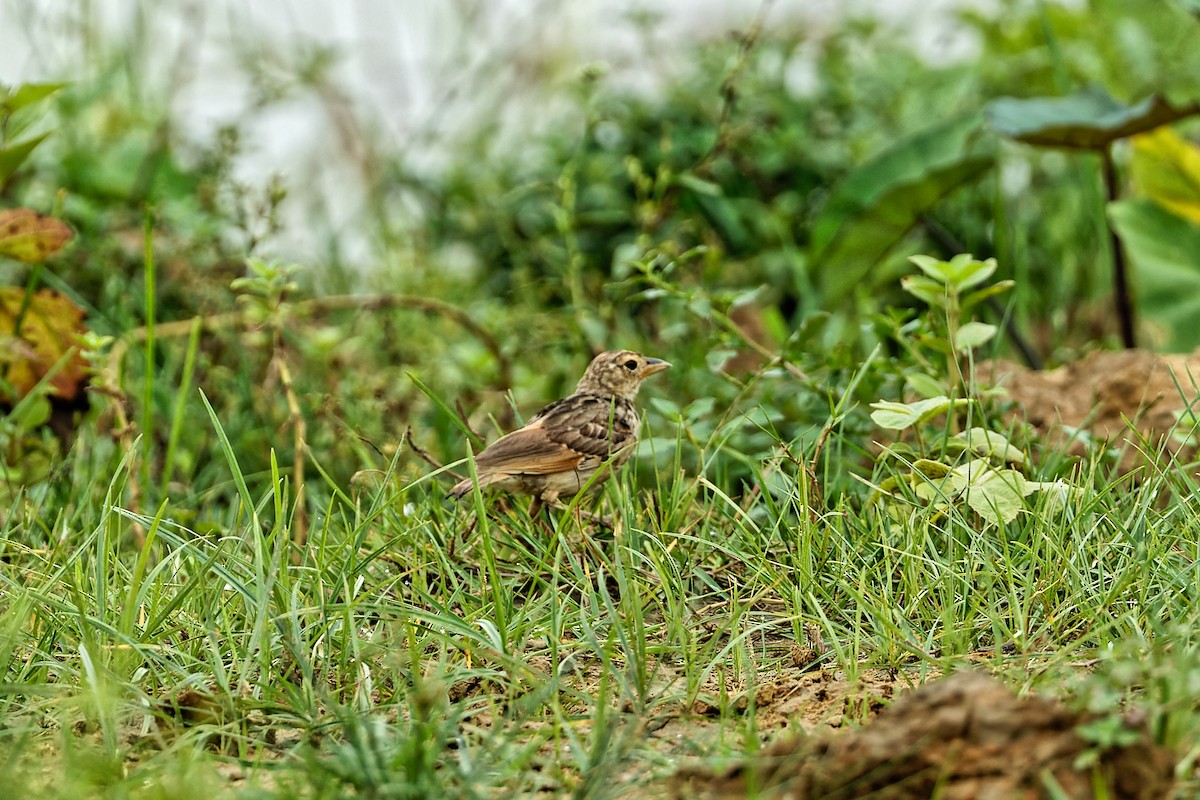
[643,358,671,376]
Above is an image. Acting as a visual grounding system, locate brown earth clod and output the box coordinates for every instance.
[983,349,1200,469]
[671,670,1174,800]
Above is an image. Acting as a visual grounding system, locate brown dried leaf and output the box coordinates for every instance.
[0,287,89,402]
[0,208,74,263]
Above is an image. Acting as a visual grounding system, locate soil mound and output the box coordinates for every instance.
[672,671,1174,800]
[983,350,1200,464]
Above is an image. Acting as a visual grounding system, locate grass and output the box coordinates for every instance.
[3,364,1200,797]
[5,1,1200,795]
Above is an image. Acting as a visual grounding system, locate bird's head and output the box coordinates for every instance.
[576,350,671,400]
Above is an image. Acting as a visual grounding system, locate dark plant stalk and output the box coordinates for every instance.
[1103,145,1136,349]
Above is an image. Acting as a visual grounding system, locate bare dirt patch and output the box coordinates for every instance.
[678,668,902,735]
[669,670,1175,800]
[983,349,1200,466]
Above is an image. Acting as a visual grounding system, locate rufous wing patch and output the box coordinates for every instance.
[470,427,587,476]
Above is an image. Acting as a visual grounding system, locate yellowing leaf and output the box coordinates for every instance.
[0,208,74,263]
[1026,480,1086,514]
[1131,127,1200,225]
[0,288,89,402]
[960,464,1027,526]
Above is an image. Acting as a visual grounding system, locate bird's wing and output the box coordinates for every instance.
[469,423,589,476]
[472,395,633,476]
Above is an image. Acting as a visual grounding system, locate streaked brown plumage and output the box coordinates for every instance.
[450,350,670,505]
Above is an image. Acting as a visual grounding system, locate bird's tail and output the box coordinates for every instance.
[450,475,491,499]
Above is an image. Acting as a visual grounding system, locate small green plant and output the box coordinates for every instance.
[896,252,1012,396]
[1068,623,1200,776]
[868,254,1078,526]
[230,258,310,545]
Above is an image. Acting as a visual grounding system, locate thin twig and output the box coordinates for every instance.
[776,439,822,521]
[404,427,453,476]
[274,350,308,551]
[454,399,486,449]
[692,0,776,178]
[95,293,506,539]
[99,293,511,394]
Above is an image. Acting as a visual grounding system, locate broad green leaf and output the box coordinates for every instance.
[952,428,1027,466]
[954,321,998,352]
[705,347,737,372]
[0,208,74,263]
[1130,126,1200,225]
[987,89,1199,150]
[8,393,50,430]
[811,112,993,302]
[0,132,50,184]
[0,82,65,142]
[907,253,996,291]
[911,458,952,479]
[870,396,970,430]
[945,254,997,291]
[961,280,1015,312]
[649,396,681,418]
[878,441,919,462]
[913,474,955,503]
[900,275,948,307]
[959,463,1027,525]
[911,460,1025,524]
[1108,198,1200,350]
[905,372,945,399]
[1027,480,1086,513]
[909,254,951,282]
[682,396,715,422]
[874,474,902,496]
[0,82,66,113]
[909,459,1027,525]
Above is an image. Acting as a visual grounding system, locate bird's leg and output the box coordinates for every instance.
[529,495,555,534]
[528,496,544,519]
[451,512,478,559]
[577,508,615,530]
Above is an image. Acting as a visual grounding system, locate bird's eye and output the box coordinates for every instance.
[623,359,638,370]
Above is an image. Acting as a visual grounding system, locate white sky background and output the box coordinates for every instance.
[0,0,989,268]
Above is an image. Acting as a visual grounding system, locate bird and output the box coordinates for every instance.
[450,350,670,510]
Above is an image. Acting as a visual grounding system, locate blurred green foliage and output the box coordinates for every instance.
[5,2,1200,796]
[2,0,1199,524]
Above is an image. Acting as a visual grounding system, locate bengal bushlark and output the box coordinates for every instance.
[450,350,670,507]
